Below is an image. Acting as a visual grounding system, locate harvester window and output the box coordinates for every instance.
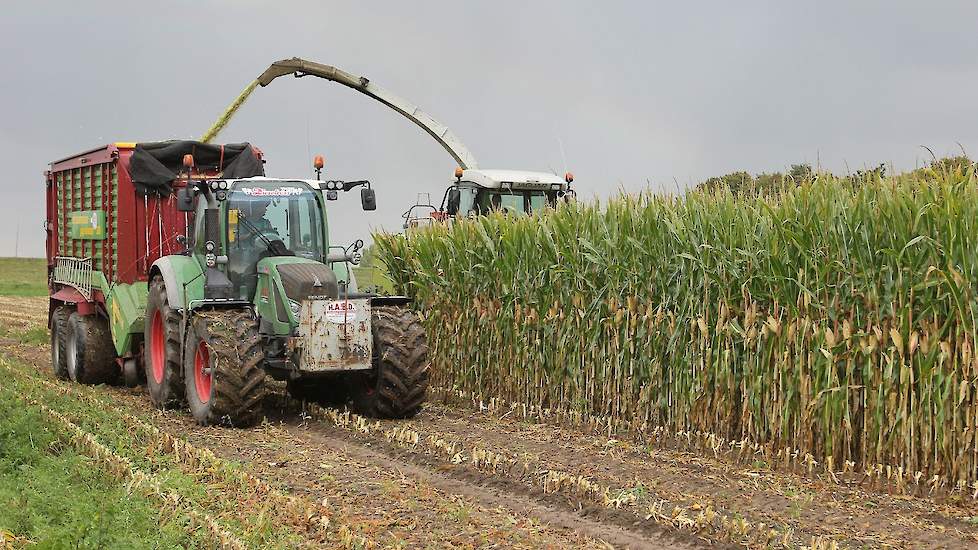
[498,193,523,213]
[473,189,557,215]
[528,193,549,212]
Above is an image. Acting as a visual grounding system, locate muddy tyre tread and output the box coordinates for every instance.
[67,312,117,385]
[185,310,266,427]
[353,306,429,419]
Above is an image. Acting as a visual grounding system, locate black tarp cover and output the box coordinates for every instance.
[129,140,264,195]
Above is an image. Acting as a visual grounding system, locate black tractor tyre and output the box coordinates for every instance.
[50,306,71,380]
[351,306,429,419]
[122,358,143,388]
[65,312,117,385]
[286,378,349,408]
[144,275,185,408]
[183,310,266,427]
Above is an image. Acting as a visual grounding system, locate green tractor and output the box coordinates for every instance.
[145,164,429,427]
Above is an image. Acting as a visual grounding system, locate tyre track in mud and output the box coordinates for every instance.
[175,401,683,550]
[4,299,977,549]
[266,403,700,550]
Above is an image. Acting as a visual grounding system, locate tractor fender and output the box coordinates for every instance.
[149,256,205,311]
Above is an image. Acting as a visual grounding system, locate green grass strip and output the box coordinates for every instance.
[0,376,202,549]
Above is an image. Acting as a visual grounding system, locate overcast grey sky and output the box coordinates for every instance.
[2,1,977,257]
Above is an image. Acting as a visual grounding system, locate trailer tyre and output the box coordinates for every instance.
[351,306,429,419]
[145,275,184,408]
[50,306,71,380]
[184,310,266,427]
[66,312,117,385]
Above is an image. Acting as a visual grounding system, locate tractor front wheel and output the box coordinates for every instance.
[351,306,429,419]
[144,275,184,408]
[184,310,266,427]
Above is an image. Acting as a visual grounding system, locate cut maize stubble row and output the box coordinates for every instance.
[427,386,978,499]
[278,395,839,549]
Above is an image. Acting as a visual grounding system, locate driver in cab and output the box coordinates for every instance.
[239,198,293,258]
[238,199,278,243]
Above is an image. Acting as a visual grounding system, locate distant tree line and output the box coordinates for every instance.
[693,156,974,196]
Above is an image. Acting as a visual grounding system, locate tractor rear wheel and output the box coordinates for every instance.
[50,306,71,380]
[183,310,266,427]
[287,378,349,408]
[351,306,429,419]
[144,275,184,408]
[65,312,117,385]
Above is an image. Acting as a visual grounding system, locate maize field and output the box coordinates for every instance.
[376,166,978,488]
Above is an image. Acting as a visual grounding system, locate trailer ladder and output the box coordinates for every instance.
[53,256,94,300]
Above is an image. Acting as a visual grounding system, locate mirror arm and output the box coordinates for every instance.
[341,180,371,192]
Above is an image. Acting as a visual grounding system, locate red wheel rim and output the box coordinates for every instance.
[194,341,212,403]
[150,311,165,384]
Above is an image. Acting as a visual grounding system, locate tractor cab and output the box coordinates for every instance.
[223,180,327,299]
[403,169,575,230]
[177,173,374,334]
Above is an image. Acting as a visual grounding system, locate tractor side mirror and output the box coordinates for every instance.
[176,187,196,212]
[361,188,376,211]
[446,188,460,215]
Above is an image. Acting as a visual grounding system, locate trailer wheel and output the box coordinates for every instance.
[65,312,117,385]
[351,306,429,419]
[144,275,184,408]
[184,310,266,427]
[50,306,71,380]
[287,378,348,408]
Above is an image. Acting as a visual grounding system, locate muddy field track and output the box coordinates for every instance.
[3,296,978,549]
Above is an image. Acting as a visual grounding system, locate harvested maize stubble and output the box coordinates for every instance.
[376,165,978,489]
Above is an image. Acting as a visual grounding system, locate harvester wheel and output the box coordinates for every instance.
[286,378,348,408]
[50,306,71,380]
[144,275,184,408]
[351,306,429,419]
[183,310,266,427]
[65,312,117,385]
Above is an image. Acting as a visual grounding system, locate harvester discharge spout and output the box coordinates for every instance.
[202,57,479,170]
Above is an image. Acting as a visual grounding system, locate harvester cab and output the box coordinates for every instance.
[403,169,575,230]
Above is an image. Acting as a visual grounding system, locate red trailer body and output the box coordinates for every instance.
[45,142,263,311]
[47,143,183,291]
